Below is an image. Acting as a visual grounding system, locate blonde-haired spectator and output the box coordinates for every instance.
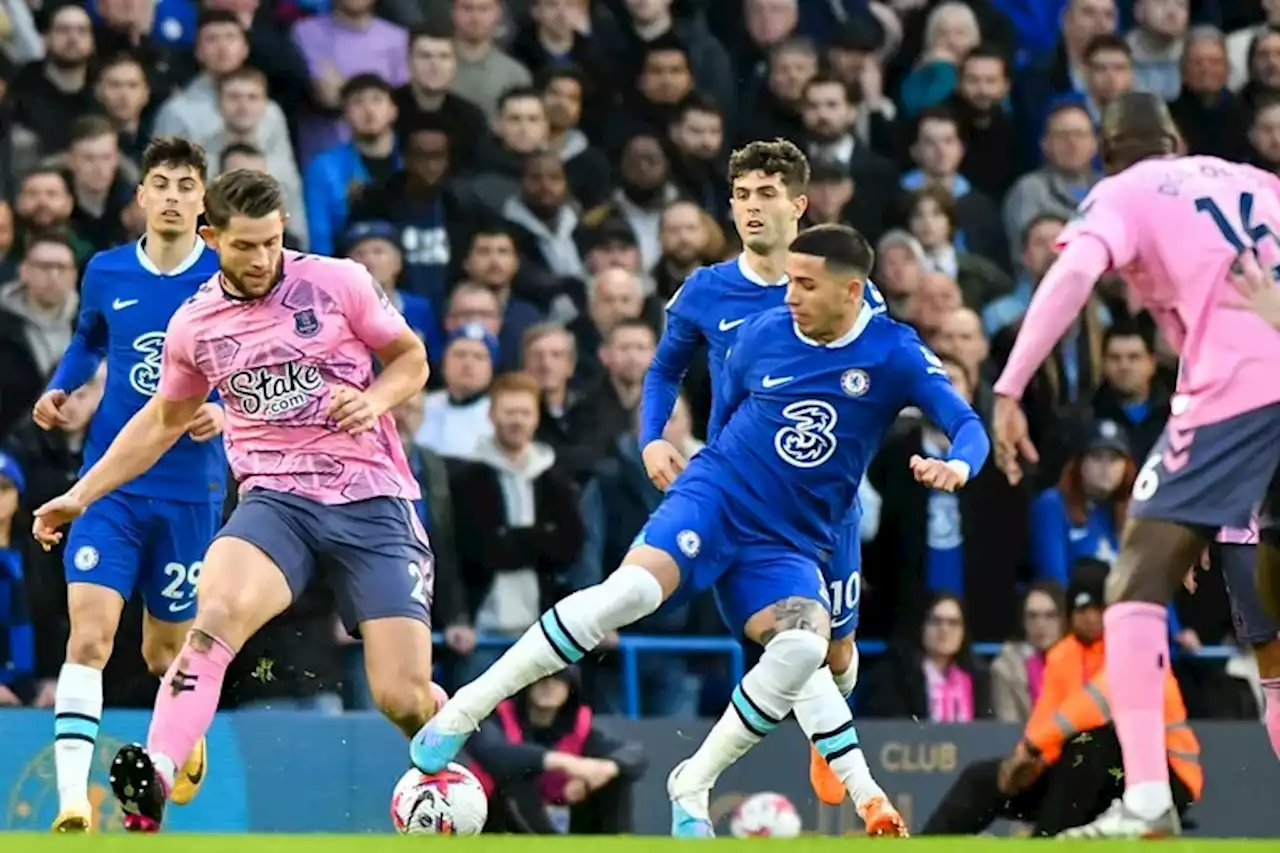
[899,2,981,116]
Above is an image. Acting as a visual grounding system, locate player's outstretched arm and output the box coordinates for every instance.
[340,328,429,433]
[638,309,702,447]
[32,392,207,547]
[907,345,990,492]
[36,258,109,429]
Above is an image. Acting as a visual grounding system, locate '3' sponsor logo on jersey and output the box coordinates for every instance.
[774,400,838,468]
[129,332,167,396]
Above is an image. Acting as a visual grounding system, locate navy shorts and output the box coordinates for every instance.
[1129,403,1280,533]
[65,492,221,622]
[217,490,433,633]
[633,482,828,638]
[1214,542,1280,646]
[826,503,862,640]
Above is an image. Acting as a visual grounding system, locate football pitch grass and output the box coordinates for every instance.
[3,836,1275,851]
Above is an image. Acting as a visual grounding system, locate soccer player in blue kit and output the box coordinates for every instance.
[410,223,990,836]
[638,139,895,825]
[32,137,226,833]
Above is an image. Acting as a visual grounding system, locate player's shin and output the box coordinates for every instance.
[437,563,665,733]
[794,667,884,807]
[54,663,104,811]
[675,629,828,796]
[145,629,235,791]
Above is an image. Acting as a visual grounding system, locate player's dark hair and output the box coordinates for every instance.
[497,85,544,114]
[142,136,209,183]
[203,168,285,229]
[69,114,116,146]
[1020,213,1066,249]
[789,223,875,280]
[727,138,809,196]
[1100,90,1180,174]
[1084,33,1132,64]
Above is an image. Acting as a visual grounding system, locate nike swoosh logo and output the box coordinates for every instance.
[112,298,139,310]
[761,375,794,388]
[187,762,204,785]
[718,318,745,331]
[168,600,195,613]
[832,612,857,628]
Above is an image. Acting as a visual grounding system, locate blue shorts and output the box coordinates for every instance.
[635,486,827,638]
[64,492,221,622]
[216,489,433,633]
[1215,542,1280,646]
[826,504,862,640]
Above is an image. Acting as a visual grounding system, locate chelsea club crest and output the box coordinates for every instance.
[840,369,870,397]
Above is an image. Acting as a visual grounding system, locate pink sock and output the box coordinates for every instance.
[1104,603,1171,791]
[1262,678,1280,762]
[146,632,235,789]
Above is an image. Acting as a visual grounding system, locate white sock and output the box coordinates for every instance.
[440,564,664,732]
[55,663,103,809]
[676,630,828,797]
[832,645,859,698]
[794,667,884,807]
[1124,781,1174,819]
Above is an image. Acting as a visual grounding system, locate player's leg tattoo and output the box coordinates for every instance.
[1103,519,1205,822]
[428,559,668,737]
[758,596,828,644]
[672,597,831,824]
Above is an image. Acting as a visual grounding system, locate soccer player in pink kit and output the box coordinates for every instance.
[993,91,1280,837]
[32,169,441,832]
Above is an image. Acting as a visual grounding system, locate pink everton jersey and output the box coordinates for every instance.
[158,251,421,504]
[1059,155,1280,428]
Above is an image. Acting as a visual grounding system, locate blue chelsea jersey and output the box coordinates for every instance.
[50,240,227,504]
[675,304,984,559]
[639,253,888,446]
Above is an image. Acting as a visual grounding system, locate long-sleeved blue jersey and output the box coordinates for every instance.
[686,304,990,558]
[48,239,226,503]
[639,254,888,446]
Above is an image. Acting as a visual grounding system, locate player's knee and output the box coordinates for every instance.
[372,674,434,734]
[140,635,182,677]
[826,635,854,674]
[763,628,829,675]
[66,622,116,668]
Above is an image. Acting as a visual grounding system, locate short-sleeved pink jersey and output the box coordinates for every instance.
[158,251,421,504]
[1059,155,1280,428]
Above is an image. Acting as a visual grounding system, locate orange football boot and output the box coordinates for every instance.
[858,796,909,837]
[808,745,847,806]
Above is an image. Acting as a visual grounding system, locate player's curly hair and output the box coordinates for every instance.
[204,168,285,229]
[727,139,810,197]
[141,136,209,183]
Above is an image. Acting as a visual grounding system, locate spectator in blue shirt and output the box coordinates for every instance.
[0,450,33,705]
[342,220,442,360]
[1030,418,1134,587]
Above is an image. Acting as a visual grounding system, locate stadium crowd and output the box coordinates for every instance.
[0,0,1273,724]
